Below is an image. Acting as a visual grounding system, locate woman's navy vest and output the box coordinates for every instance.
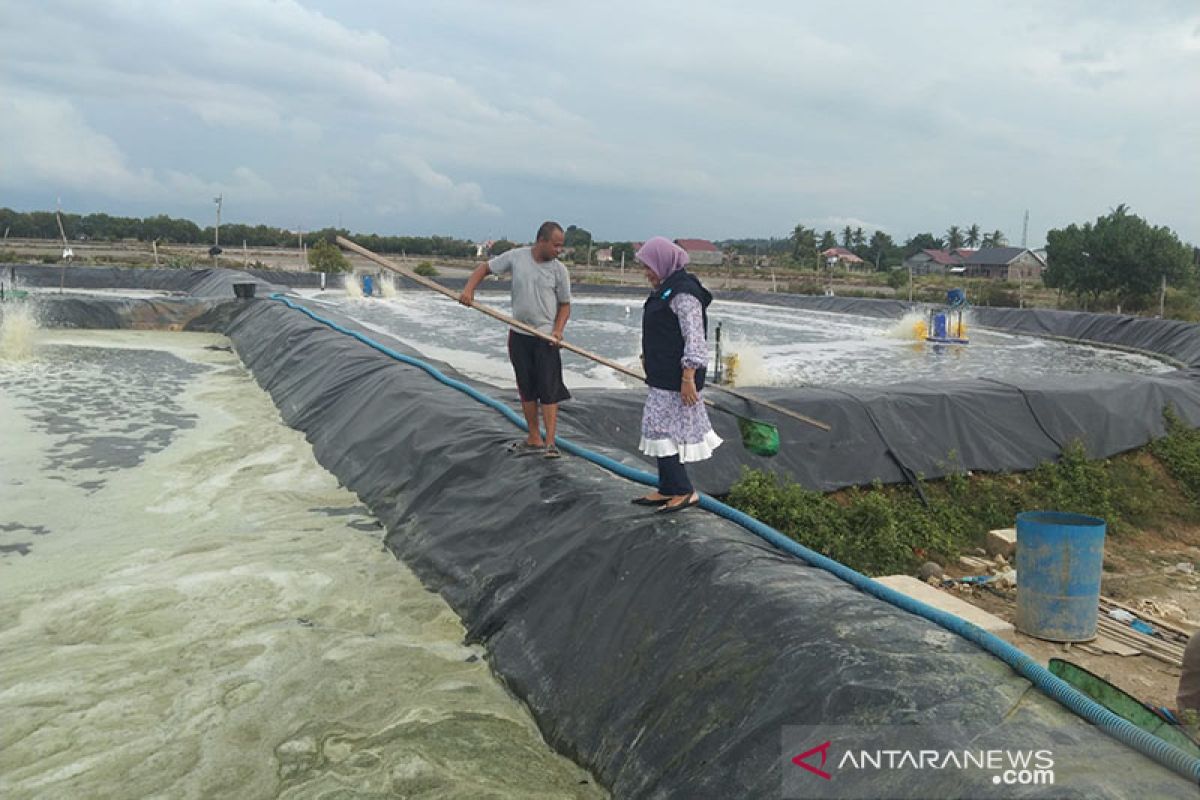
[641,269,713,391]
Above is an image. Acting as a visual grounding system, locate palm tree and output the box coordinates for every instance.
[840,226,853,248]
[980,230,1008,248]
[965,224,981,248]
[945,225,964,250]
[852,227,866,251]
[792,224,815,261]
[819,230,837,250]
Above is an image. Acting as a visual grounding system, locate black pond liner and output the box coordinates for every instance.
[12,265,1200,797]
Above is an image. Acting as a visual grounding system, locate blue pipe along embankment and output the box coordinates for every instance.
[230,292,1196,797]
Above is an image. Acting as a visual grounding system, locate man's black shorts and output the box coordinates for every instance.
[507,330,571,404]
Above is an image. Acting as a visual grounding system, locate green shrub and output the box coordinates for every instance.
[308,240,350,273]
[1151,406,1200,503]
[414,261,438,277]
[972,282,1020,307]
[1024,440,1117,527]
[0,249,22,263]
[1162,289,1200,322]
[725,436,1179,576]
[786,280,822,295]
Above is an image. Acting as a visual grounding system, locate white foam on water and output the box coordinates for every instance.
[720,338,771,386]
[342,272,363,299]
[0,331,604,799]
[325,291,1173,390]
[377,273,398,298]
[885,311,930,340]
[0,302,38,362]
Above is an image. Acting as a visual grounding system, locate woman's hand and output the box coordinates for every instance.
[681,378,699,406]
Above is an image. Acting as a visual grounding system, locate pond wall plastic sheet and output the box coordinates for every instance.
[9,263,322,293]
[13,266,1200,496]
[218,298,1194,797]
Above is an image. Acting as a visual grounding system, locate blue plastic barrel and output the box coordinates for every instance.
[362,274,374,296]
[932,312,948,339]
[947,288,965,306]
[1015,511,1106,641]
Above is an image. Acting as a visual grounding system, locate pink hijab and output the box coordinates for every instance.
[635,237,689,282]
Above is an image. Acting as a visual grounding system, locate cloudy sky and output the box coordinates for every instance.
[1,0,1197,246]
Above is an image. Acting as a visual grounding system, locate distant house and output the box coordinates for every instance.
[675,238,723,266]
[962,247,1045,282]
[821,246,867,272]
[474,240,495,258]
[903,248,962,276]
[595,247,613,264]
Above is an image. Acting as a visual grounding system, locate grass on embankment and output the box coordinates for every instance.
[725,408,1200,576]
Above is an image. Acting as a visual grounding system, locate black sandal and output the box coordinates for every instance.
[543,445,562,459]
[656,493,700,514]
[631,495,670,506]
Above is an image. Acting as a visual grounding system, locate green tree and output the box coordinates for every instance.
[1044,205,1193,309]
[791,223,817,261]
[840,226,853,248]
[611,242,636,264]
[490,239,516,256]
[965,224,981,249]
[903,232,945,257]
[819,230,837,251]
[307,239,350,272]
[945,225,964,250]
[981,230,1007,248]
[869,230,899,269]
[851,227,866,255]
[563,225,591,248]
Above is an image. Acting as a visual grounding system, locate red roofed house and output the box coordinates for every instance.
[903,248,964,276]
[822,246,867,272]
[674,238,723,266]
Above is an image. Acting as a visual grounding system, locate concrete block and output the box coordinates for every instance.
[986,527,1017,558]
[874,575,1015,639]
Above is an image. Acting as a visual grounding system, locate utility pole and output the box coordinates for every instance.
[1160,274,1167,318]
[213,195,222,247]
[56,198,70,293]
[1021,209,1029,249]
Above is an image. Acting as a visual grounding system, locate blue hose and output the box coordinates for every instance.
[268,294,1200,784]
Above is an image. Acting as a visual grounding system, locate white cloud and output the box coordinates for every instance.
[0,0,1196,242]
[374,152,500,217]
[0,91,277,206]
[0,93,158,196]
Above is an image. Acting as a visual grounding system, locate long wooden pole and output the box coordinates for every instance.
[336,236,830,432]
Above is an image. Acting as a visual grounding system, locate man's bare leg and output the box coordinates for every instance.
[521,400,544,446]
[542,403,559,448]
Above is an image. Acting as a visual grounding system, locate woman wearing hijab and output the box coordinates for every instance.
[631,237,722,513]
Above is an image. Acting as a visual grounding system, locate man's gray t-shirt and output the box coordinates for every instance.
[488,246,571,334]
